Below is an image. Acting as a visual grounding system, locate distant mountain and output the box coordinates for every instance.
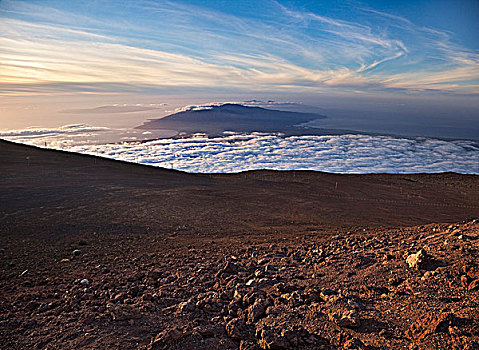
[137,103,327,135]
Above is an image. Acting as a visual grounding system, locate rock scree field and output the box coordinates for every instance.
[0,139,478,349]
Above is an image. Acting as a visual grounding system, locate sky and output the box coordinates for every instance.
[0,0,479,134]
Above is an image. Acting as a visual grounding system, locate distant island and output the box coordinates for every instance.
[136,103,345,136]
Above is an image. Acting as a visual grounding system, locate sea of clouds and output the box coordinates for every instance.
[2,125,478,174]
[70,134,479,174]
[0,124,176,148]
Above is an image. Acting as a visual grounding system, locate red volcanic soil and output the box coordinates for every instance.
[0,139,478,349]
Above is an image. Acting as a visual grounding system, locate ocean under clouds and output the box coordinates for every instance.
[0,124,176,148]
[3,128,478,174]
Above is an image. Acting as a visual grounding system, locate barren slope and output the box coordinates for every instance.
[0,140,478,349]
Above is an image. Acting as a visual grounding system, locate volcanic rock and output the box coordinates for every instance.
[406,312,455,341]
[178,300,196,313]
[225,318,246,339]
[147,328,184,349]
[106,303,142,321]
[328,309,361,328]
[342,338,367,349]
[406,249,432,270]
[247,299,267,323]
[256,326,290,349]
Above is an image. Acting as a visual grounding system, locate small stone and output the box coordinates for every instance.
[178,300,196,312]
[80,279,89,285]
[223,261,240,274]
[246,279,258,287]
[320,289,338,301]
[225,318,246,339]
[461,275,471,288]
[421,271,434,281]
[328,309,361,328]
[106,303,142,321]
[379,329,389,338]
[37,303,51,313]
[343,338,367,349]
[468,279,479,291]
[389,277,404,287]
[147,328,183,349]
[256,326,289,349]
[247,299,266,323]
[147,269,162,281]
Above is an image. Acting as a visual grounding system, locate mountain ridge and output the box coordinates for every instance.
[137,103,329,135]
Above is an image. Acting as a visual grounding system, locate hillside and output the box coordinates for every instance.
[0,139,478,349]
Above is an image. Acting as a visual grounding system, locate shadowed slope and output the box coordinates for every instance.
[1,139,478,240]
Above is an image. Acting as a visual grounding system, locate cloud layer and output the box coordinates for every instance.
[3,129,477,174]
[0,124,176,147]
[71,134,479,174]
[0,124,108,138]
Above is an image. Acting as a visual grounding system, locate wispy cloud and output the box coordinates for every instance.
[0,0,478,96]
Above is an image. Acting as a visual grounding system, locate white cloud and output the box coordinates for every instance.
[0,124,176,148]
[0,124,108,137]
[3,129,476,174]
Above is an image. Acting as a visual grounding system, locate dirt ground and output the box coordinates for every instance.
[1,140,478,349]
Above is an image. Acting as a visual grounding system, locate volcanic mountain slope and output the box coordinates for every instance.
[137,104,333,136]
[0,139,479,349]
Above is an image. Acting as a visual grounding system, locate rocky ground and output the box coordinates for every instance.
[1,220,478,349]
[1,140,478,349]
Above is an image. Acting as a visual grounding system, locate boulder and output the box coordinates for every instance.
[406,250,432,270]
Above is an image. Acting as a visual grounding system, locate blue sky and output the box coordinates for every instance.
[1,0,478,98]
